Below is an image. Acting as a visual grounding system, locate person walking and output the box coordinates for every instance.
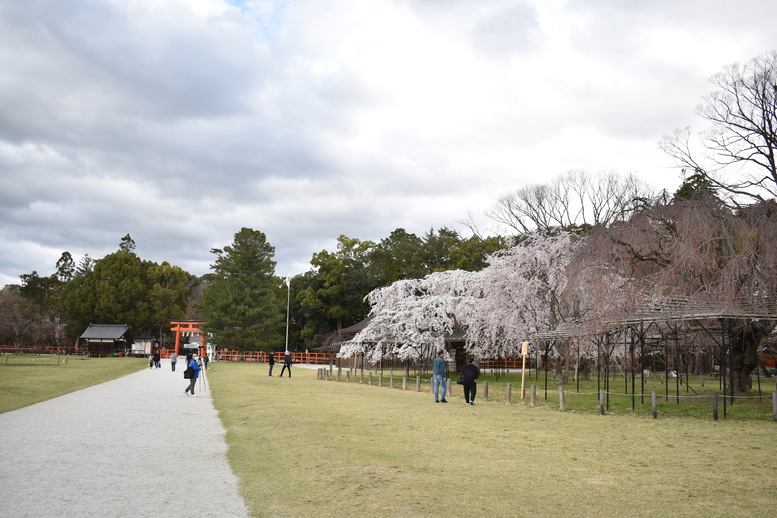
[170,351,177,372]
[461,357,481,405]
[184,352,201,397]
[153,350,161,368]
[279,351,292,378]
[267,351,276,376]
[432,350,448,403]
[202,353,209,369]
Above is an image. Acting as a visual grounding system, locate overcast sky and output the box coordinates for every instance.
[1,0,775,286]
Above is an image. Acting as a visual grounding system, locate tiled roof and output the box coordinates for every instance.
[80,324,130,340]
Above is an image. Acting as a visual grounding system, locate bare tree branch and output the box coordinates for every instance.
[487,170,657,234]
[662,50,777,202]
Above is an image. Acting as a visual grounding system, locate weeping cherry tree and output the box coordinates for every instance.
[338,270,479,365]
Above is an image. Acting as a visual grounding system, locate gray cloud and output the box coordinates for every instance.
[1,0,775,286]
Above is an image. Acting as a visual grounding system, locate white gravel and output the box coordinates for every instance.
[0,361,249,518]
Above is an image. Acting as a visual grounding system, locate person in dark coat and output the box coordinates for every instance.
[153,350,161,368]
[461,357,481,405]
[280,351,292,378]
[267,351,276,376]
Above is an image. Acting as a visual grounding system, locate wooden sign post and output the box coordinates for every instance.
[520,341,529,399]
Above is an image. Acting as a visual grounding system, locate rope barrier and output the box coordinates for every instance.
[320,376,773,399]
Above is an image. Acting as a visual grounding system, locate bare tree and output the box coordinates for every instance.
[661,50,777,202]
[488,170,656,234]
[0,290,56,347]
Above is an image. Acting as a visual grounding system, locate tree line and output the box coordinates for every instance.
[0,227,504,352]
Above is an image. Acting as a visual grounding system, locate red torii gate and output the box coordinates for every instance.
[170,320,205,358]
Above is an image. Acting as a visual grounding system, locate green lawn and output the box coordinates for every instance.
[0,355,147,413]
[209,363,777,518]
[2,357,773,517]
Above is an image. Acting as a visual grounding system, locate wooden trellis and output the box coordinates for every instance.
[527,296,777,417]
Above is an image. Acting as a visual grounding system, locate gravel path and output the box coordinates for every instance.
[0,361,249,518]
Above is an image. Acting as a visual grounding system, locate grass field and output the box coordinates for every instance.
[0,355,147,413]
[315,366,777,420]
[208,363,777,518]
[2,357,774,517]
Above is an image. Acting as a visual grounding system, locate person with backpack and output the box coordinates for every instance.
[184,352,201,397]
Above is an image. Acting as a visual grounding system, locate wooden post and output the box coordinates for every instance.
[416,375,421,392]
[369,372,373,386]
[530,385,536,408]
[446,379,451,397]
[379,373,383,387]
[337,371,341,382]
[360,371,364,384]
[599,389,605,415]
[506,383,512,404]
[346,372,350,382]
[520,341,529,399]
[483,381,488,402]
[389,373,394,388]
[701,374,705,387]
[559,386,565,411]
[402,376,407,390]
[713,392,719,421]
[651,391,657,419]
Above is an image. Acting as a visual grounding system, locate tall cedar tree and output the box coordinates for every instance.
[199,228,283,351]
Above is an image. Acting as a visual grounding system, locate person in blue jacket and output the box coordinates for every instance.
[184,352,201,397]
[432,349,448,403]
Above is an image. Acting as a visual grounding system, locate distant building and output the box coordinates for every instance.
[79,324,134,357]
[132,336,159,357]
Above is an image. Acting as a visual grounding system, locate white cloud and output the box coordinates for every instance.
[1,0,775,286]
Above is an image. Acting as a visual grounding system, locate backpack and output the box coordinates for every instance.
[183,367,194,379]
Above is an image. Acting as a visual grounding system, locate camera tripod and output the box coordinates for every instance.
[197,361,208,392]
